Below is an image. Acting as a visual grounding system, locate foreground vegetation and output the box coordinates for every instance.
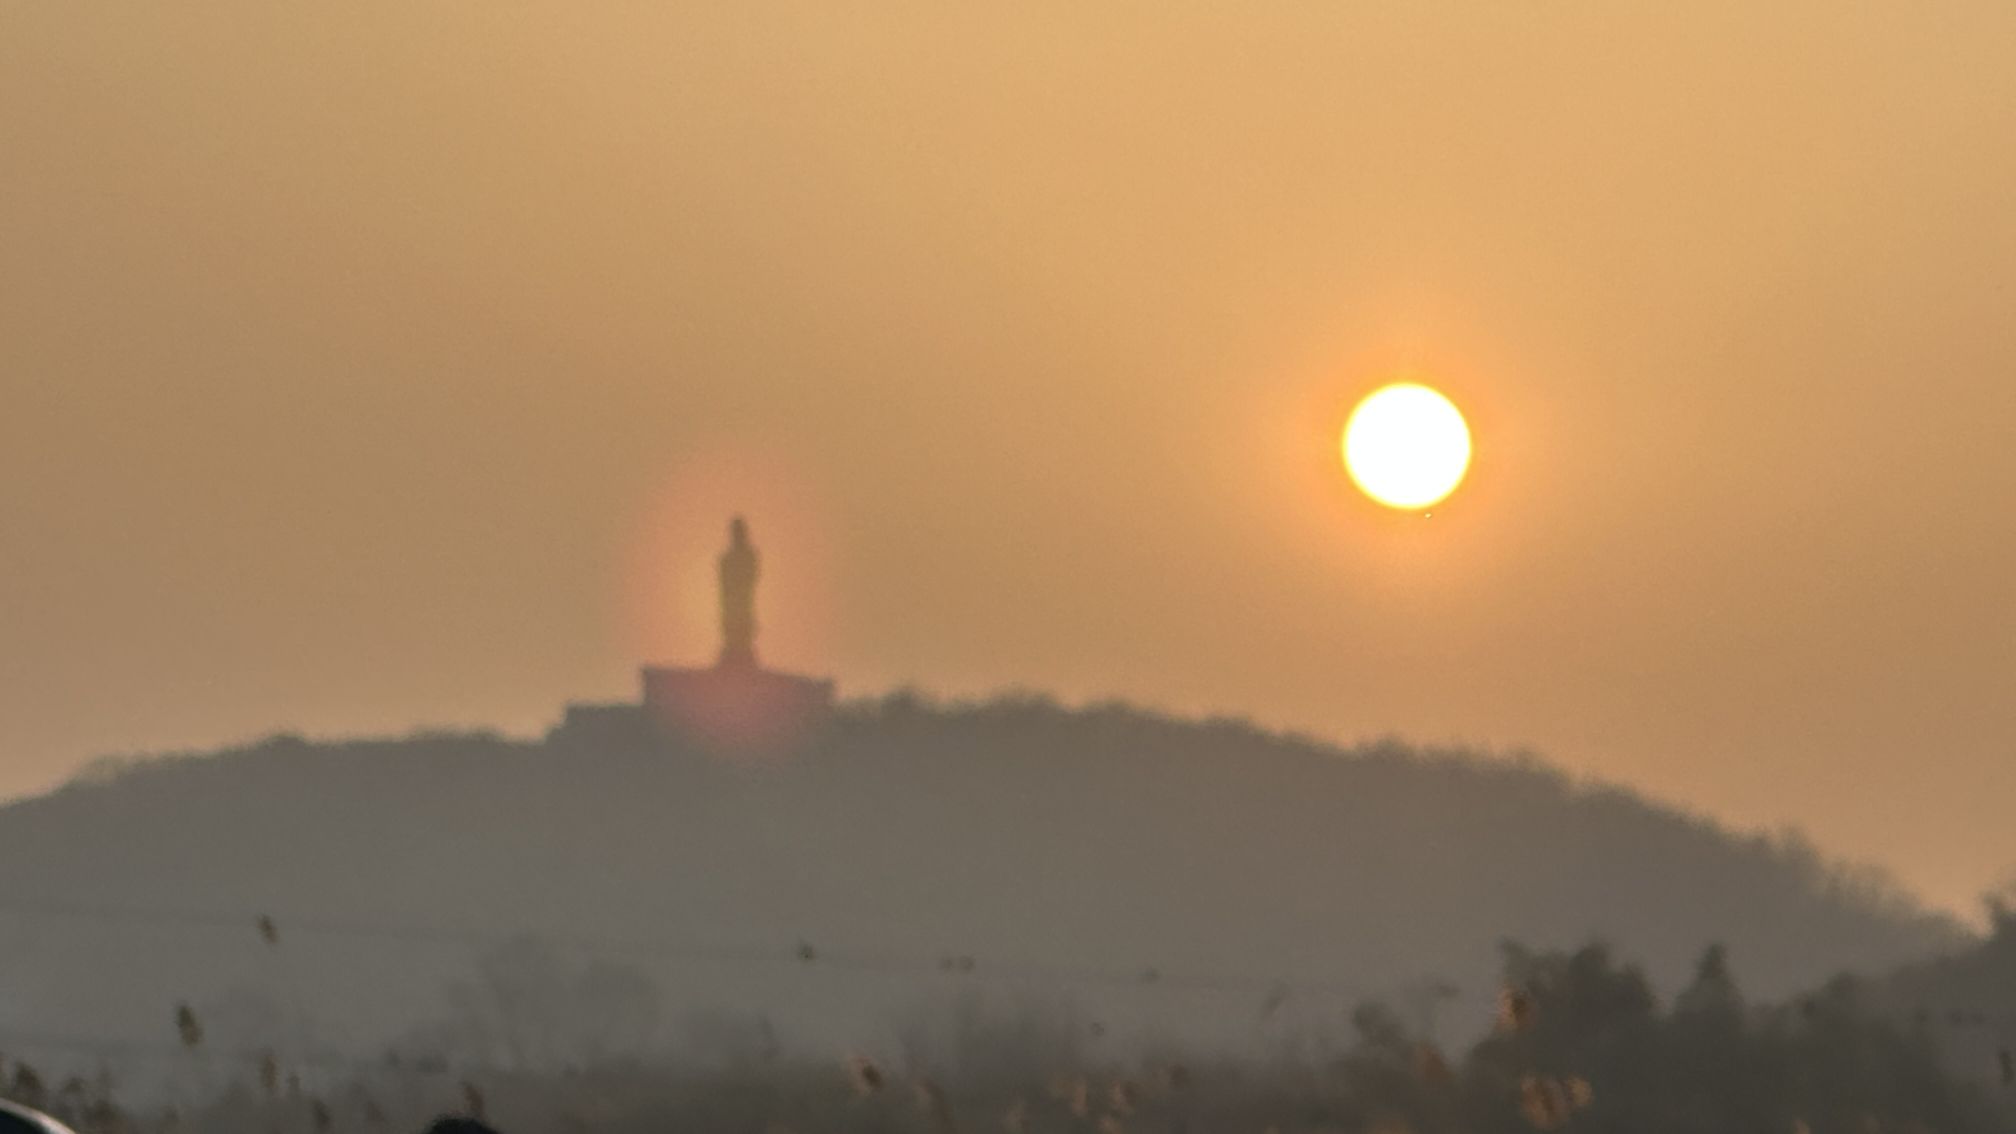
[3,940,1996,1134]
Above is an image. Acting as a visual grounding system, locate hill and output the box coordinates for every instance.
[0,693,1964,1068]
[1867,897,2016,1086]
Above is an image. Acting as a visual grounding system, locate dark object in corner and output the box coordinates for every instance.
[424,1118,499,1134]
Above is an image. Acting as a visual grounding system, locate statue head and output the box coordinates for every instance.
[729,514,749,545]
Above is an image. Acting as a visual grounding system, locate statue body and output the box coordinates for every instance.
[718,516,760,668]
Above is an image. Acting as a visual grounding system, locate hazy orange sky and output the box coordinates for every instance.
[4,4,2014,915]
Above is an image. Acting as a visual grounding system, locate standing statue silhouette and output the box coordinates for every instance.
[718,515,760,669]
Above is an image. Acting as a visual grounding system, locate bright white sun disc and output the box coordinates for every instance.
[1342,383,1472,510]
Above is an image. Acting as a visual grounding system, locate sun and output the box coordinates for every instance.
[1342,383,1472,510]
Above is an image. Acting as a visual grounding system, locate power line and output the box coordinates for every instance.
[0,1025,521,1086]
[0,893,1412,1003]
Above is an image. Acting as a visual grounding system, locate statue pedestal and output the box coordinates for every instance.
[641,663,835,752]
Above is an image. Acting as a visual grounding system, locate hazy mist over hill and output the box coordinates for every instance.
[9,4,2016,915]
[0,694,1959,1068]
[13,6,2016,1131]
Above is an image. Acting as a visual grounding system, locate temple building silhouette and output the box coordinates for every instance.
[558,516,834,751]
